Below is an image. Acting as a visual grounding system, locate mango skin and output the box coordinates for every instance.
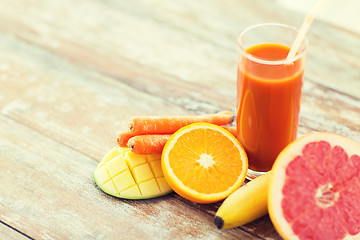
[94,147,172,200]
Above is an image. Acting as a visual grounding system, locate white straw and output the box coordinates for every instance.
[286,0,329,64]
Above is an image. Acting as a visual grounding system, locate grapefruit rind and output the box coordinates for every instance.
[161,122,248,203]
[268,132,360,240]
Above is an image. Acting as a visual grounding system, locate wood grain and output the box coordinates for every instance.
[0,0,358,100]
[0,222,30,240]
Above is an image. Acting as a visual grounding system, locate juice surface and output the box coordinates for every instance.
[236,43,304,172]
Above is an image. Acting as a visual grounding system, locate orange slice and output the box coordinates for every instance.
[161,122,248,203]
[268,132,360,240]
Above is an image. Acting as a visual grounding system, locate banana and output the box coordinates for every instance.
[214,171,271,229]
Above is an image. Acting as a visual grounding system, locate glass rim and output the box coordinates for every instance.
[237,23,308,65]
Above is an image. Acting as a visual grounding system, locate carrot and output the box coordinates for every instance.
[222,126,238,139]
[128,110,234,135]
[126,126,238,155]
[117,130,136,147]
[127,135,171,155]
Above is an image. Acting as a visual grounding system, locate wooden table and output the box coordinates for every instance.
[1,0,359,239]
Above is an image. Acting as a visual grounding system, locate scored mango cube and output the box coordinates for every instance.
[157,177,172,193]
[101,180,120,197]
[139,179,161,198]
[112,170,136,192]
[106,155,128,177]
[121,185,142,199]
[133,163,154,184]
[147,154,162,162]
[93,147,172,200]
[149,160,163,178]
[102,147,122,163]
[125,151,147,169]
[93,166,111,186]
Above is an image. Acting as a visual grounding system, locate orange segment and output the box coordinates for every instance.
[162,123,248,203]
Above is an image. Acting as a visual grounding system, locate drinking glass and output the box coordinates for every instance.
[236,23,307,179]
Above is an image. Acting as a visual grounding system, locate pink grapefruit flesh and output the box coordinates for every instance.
[268,132,360,240]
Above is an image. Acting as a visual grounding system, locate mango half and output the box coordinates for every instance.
[94,147,172,199]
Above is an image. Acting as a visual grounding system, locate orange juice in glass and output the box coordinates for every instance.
[236,23,307,179]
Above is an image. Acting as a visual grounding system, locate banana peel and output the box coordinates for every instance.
[214,171,271,229]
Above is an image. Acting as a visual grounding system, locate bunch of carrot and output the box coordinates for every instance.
[117,110,237,155]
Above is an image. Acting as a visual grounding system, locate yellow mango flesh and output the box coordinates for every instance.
[94,147,172,199]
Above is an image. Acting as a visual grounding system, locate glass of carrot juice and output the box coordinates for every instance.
[236,23,307,179]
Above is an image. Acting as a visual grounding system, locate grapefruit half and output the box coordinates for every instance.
[268,132,360,240]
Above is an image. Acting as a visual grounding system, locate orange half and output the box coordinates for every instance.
[162,123,248,203]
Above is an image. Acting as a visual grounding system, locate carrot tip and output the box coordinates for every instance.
[127,140,135,149]
[128,122,134,131]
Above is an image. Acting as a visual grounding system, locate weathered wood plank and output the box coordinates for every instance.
[0,0,236,113]
[0,31,358,156]
[300,78,360,143]
[0,223,31,240]
[0,14,358,154]
[0,115,261,240]
[0,0,358,101]
[0,31,195,162]
[172,194,281,240]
